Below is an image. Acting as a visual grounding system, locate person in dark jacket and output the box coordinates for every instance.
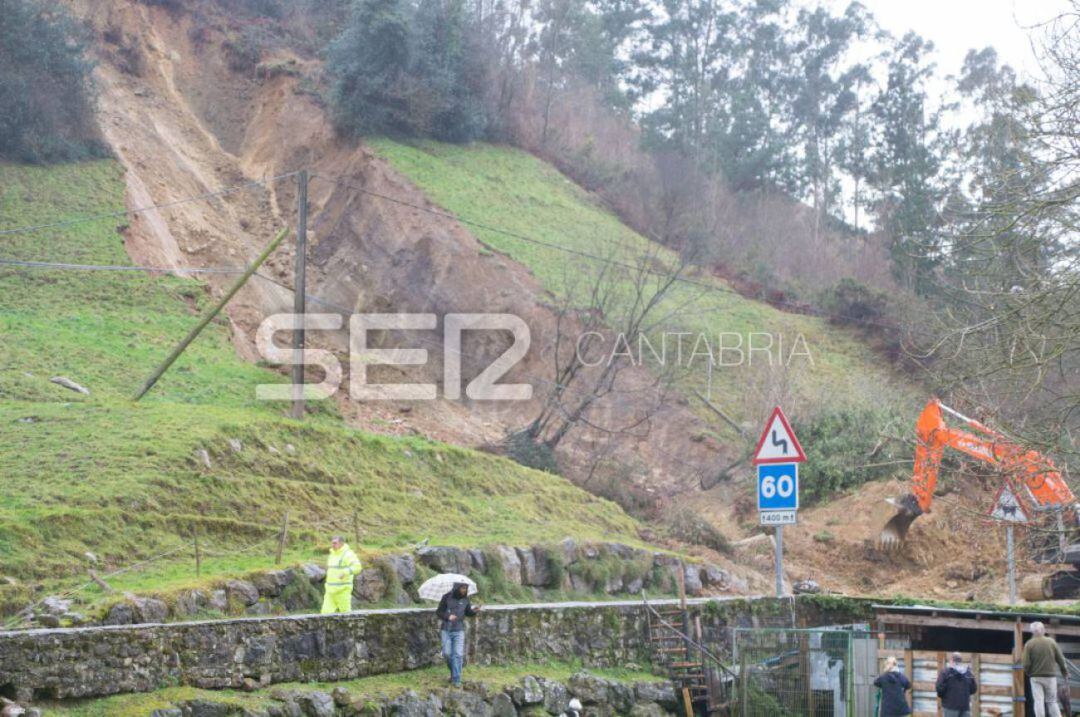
[936,652,977,717]
[435,582,480,687]
[875,656,912,716]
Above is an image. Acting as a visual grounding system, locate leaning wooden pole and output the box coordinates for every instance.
[133,227,289,401]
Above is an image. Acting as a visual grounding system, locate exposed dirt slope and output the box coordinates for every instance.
[74,0,735,504]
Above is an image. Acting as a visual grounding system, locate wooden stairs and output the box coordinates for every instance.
[643,584,736,716]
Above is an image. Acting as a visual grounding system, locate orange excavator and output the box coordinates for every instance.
[880,398,1080,599]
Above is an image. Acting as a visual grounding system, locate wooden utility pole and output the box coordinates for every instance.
[290,170,308,420]
[194,528,202,577]
[133,227,289,400]
[275,511,290,565]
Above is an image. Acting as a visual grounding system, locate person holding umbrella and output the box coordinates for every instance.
[422,574,480,687]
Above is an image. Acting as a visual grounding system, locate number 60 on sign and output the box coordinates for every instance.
[757,463,799,511]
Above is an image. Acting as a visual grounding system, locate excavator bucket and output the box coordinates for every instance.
[878,494,923,550]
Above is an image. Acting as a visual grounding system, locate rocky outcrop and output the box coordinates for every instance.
[21,542,743,629]
[59,673,679,717]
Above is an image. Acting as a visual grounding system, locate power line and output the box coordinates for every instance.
[0,171,301,237]
[0,257,250,275]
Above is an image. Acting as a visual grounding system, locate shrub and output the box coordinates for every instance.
[498,430,561,475]
[797,406,907,503]
[0,0,105,163]
[820,278,891,330]
[661,504,731,554]
[326,0,487,143]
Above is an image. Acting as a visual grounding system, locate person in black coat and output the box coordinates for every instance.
[875,656,912,716]
[936,652,977,717]
[435,582,480,687]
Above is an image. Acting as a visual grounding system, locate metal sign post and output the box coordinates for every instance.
[1006,524,1016,606]
[989,482,1028,606]
[753,407,805,598]
[774,524,784,597]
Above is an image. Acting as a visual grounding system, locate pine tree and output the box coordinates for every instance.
[870,32,947,294]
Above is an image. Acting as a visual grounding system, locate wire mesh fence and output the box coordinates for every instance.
[733,627,861,717]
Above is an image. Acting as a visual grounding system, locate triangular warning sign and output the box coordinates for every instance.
[989,483,1029,523]
[752,406,806,465]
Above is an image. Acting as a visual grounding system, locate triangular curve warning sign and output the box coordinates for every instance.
[989,482,1029,523]
[752,406,806,465]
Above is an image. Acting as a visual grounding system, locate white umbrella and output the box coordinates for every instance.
[418,573,478,601]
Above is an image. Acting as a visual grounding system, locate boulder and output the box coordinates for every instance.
[634,682,677,710]
[296,691,335,717]
[388,690,443,717]
[493,546,522,585]
[609,682,635,713]
[131,596,168,624]
[625,576,645,595]
[181,700,233,717]
[149,710,182,717]
[683,565,704,596]
[629,703,665,717]
[253,570,295,598]
[606,543,636,559]
[226,579,261,607]
[102,602,135,626]
[383,554,417,584]
[489,693,516,717]
[519,676,544,705]
[467,549,487,574]
[701,565,729,589]
[443,689,491,717]
[557,537,577,565]
[568,672,610,704]
[517,547,551,587]
[35,614,60,628]
[417,546,471,575]
[301,563,326,584]
[354,568,387,603]
[174,590,204,617]
[207,589,228,612]
[41,596,73,614]
[539,678,570,714]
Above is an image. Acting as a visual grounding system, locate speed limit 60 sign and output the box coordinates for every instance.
[757,463,799,511]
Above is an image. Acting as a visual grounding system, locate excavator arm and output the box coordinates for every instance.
[880,398,1077,547]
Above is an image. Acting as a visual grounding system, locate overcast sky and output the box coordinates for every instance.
[830,0,1069,80]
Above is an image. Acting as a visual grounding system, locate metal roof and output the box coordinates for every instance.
[873,603,1080,624]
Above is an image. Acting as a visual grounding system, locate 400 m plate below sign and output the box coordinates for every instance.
[759,510,797,526]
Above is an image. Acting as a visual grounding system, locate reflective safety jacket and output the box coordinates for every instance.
[325,544,362,591]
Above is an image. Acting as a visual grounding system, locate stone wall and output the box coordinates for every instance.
[0,597,871,703]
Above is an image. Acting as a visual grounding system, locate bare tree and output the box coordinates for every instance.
[909,2,1080,455]
[518,239,696,453]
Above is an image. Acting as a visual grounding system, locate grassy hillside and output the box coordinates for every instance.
[0,161,644,612]
[372,140,912,431]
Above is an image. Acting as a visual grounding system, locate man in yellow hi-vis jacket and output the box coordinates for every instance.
[321,535,362,614]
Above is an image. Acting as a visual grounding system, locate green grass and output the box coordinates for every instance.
[0,160,645,615]
[42,661,666,717]
[371,140,912,430]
